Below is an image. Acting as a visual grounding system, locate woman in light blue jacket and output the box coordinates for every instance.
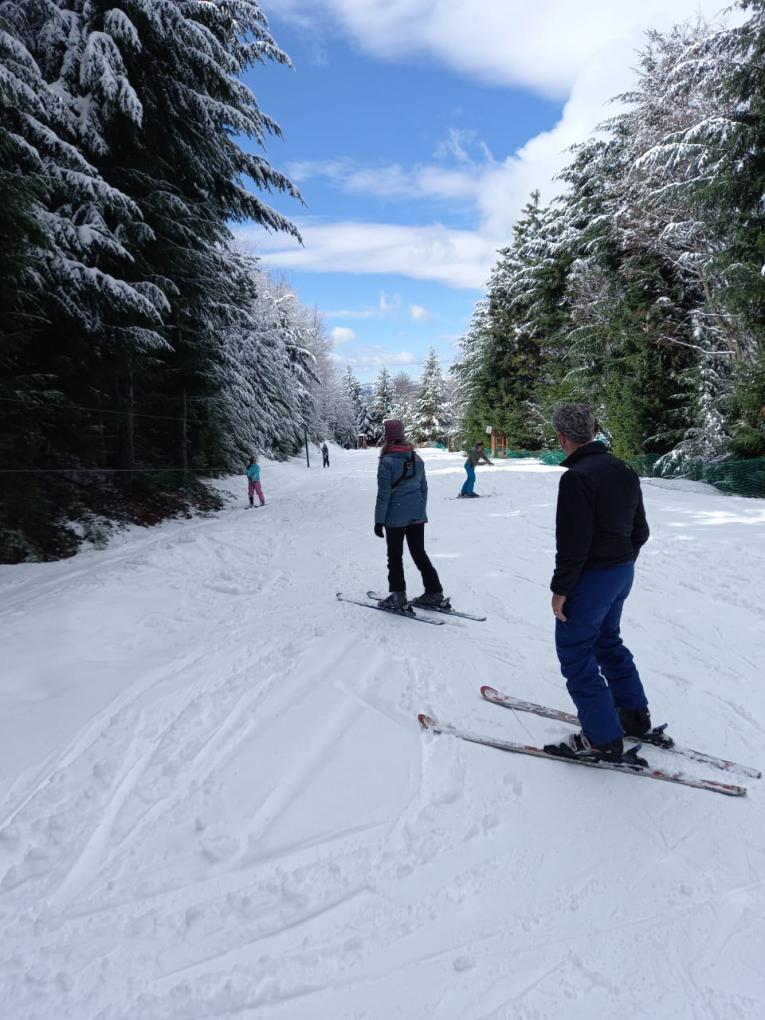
[374,419,445,611]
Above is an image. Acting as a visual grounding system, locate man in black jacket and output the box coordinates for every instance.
[545,404,651,763]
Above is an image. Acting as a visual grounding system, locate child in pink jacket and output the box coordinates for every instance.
[246,456,265,507]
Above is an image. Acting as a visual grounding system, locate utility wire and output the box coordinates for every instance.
[0,396,214,425]
[0,467,229,474]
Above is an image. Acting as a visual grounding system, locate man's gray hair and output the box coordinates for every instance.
[552,403,595,445]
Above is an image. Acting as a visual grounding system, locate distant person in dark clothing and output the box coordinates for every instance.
[545,404,651,763]
[322,442,330,468]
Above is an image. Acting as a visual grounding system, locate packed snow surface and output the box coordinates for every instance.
[1,448,764,1019]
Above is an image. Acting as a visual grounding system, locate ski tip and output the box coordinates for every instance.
[480,685,499,698]
[697,778,748,797]
[418,713,436,730]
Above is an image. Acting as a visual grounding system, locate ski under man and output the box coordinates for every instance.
[545,403,652,763]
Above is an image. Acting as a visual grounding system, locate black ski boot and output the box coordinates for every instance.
[544,732,625,763]
[377,591,409,611]
[618,706,652,737]
[411,592,451,609]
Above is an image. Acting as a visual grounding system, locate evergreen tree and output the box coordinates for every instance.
[1,0,305,558]
[356,402,374,445]
[412,347,448,444]
[455,192,569,449]
[391,370,417,436]
[0,4,166,496]
[632,5,765,455]
[369,365,394,442]
[216,268,319,462]
[341,365,365,446]
[342,365,363,419]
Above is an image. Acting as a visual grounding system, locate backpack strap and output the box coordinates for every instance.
[391,451,416,490]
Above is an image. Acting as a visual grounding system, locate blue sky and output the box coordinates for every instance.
[236,0,732,384]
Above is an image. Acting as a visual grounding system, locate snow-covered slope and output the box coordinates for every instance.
[1,448,764,1019]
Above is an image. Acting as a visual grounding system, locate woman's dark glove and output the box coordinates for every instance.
[374,523,384,538]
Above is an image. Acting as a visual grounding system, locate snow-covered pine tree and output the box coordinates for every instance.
[0,17,47,342]
[607,25,735,459]
[452,298,491,447]
[356,402,374,447]
[630,5,765,457]
[16,0,301,473]
[341,365,363,425]
[216,267,318,462]
[442,372,463,450]
[531,26,724,460]
[0,5,167,493]
[369,365,395,443]
[455,192,569,450]
[304,311,337,442]
[340,366,376,446]
[412,347,447,444]
[390,370,417,437]
[296,306,358,447]
[326,379,358,448]
[454,7,765,466]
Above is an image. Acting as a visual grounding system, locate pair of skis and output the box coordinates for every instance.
[419,687,760,797]
[336,592,486,623]
[336,593,757,796]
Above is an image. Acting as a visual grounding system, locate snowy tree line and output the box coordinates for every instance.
[354,350,459,447]
[454,1,765,465]
[0,0,359,558]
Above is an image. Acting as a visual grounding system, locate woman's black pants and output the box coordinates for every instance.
[385,523,441,594]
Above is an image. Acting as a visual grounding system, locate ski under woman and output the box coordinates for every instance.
[374,419,447,611]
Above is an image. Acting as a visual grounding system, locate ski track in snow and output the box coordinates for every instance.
[1,448,764,1019]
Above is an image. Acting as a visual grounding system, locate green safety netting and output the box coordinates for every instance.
[497,449,565,465]
[493,449,765,498]
[634,455,765,499]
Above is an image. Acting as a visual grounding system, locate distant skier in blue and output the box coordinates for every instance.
[374,419,447,611]
[459,441,493,497]
[544,404,651,763]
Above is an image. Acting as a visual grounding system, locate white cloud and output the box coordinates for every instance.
[410,304,428,320]
[245,219,496,289]
[324,306,378,319]
[378,291,400,312]
[288,158,482,204]
[335,347,419,370]
[323,292,402,318]
[435,128,494,165]
[358,350,417,367]
[254,0,739,289]
[275,0,730,97]
[331,325,356,343]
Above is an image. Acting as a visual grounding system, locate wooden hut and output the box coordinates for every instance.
[488,427,508,458]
